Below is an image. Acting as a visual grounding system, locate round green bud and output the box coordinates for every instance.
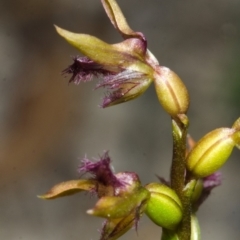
[145,183,183,230]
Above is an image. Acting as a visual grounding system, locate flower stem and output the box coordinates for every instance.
[177,180,197,240]
[170,115,188,195]
[170,115,190,240]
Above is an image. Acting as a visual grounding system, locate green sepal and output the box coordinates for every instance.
[55,25,153,76]
[55,25,127,66]
[101,0,143,40]
[87,187,150,219]
[101,210,141,240]
[38,179,97,199]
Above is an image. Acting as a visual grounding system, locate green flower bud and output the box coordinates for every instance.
[145,183,183,230]
[154,66,189,117]
[187,125,240,178]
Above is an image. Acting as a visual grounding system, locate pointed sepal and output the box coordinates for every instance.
[38,179,97,199]
[87,187,149,219]
[101,0,146,42]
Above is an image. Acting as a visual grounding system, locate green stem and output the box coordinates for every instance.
[170,115,190,240]
[177,180,197,240]
[170,116,188,196]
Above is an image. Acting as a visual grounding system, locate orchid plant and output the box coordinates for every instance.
[39,0,240,239]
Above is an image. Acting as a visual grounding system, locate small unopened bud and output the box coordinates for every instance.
[145,183,183,230]
[187,125,240,178]
[153,66,189,117]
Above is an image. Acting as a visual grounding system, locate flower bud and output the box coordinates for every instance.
[187,127,240,178]
[145,183,183,230]
[154,66,189,117]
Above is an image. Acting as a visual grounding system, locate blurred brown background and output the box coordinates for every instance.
[0,0,240,239]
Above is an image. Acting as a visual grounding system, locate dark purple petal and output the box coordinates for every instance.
[78,152,123,189]
[62,56,113,84]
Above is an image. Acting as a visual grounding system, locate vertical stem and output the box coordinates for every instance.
[178,180,197,240]
[177,188,192,240]
[170,114,191,240]
[170,118,187,195]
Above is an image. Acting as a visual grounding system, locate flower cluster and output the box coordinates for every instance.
[40,0,240,239]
